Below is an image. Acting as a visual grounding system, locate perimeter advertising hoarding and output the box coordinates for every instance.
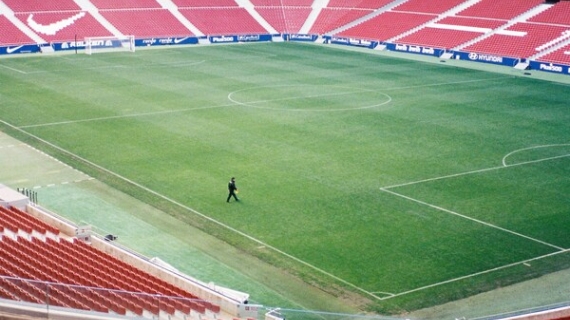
[324,36,378,49]
[454,51,519,67]
[385,43,443,57]
[209,34,272,44]
[47,36,198,51]
[528,61,570,74]
[138,37,199,47]
[0,44,40,55]
[285,34,318,42]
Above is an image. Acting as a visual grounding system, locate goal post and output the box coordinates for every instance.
[85,35,135,55]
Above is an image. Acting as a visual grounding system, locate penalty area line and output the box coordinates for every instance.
[383,151,570,191]
[380,188,565,251]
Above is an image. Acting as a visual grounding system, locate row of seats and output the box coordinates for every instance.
[539,43,570,65]
[398,28,482,51]
[173,0,239,8]
[457,0,544,20]
[0,206,59,236]
[89,0,162,10]
[309,8,373,35]
[336,0,570,64]
[99,9,192,38]
[464,23,570,59]
[393,0,466,14]
[327,0,392,9]
[339,11,436,41]
[18,11,112,43]
[250,0,312,5]
[529,1,570,26]
[179,8,266,36]
[0,206,220,317]
[1,0,80,13]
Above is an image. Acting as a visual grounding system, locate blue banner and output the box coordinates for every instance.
[0,44,40,55]
[238,34,271,42]
[286,34,318,42]
[209,35,237,43]
[137,37,198,47]
[385,43,443,57]
[529,61,570,75]
[453,51,519,67]
[325,36,378,49]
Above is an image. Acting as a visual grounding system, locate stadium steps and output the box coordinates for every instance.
[328,0,402,36]
[388,0,480,43]
[454,2,553,52]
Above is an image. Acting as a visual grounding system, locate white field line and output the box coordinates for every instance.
[0,64,27,74]
[1,60,206,75]
[502,143,570,166]
[19,76,506,129]
[22,88,389,129]
[227,86,392,111]
[0,118,384,302]
[377,151,569,299]
[380,249,570,301]
[380,187,565,251]
[380,76,511,91]
[382,153,570,190]
[18,104,234,129]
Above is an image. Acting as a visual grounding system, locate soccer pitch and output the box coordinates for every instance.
[1,42,570,314]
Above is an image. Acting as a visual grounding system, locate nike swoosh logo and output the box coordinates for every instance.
[174,37,188,44]
[27,12,86,36]
[7,45,24,54]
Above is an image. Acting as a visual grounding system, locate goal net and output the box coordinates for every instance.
[85,35,135,55]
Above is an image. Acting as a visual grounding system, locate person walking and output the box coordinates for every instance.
[227,177,239,202]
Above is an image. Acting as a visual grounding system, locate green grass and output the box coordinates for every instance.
[1,42,570,314]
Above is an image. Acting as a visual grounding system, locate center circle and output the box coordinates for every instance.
[228,84,392,111]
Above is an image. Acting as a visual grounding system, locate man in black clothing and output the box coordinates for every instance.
[227,177,239,202]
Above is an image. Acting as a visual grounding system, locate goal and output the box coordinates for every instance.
[85,35,135,55]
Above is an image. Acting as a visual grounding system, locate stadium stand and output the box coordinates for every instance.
[455,0,544,20]
[1,0,81,12]
[250,0,313,34]
[14,11,112,42]
[309,8,373,35]
[536,43,570,65]
[309,0,394,35]
[326,0,391,9]
[254,7,311,34]
[179,7,267,36]
[435,16,506,29]
[88,0,162,10]
[88,0,194,38]
[97,9,193,38]
[172,0,239,7]
[464,22,570,59]
[1,0,111,43]
[396,28,483,50]
[0,16,35,45]
[392,0,466,14]
[527,1,570,65]
[0,203,225,319]
[529,1,570,26]
[337,11,436,41]
[250,0,313,5]
[395,16,505,49]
